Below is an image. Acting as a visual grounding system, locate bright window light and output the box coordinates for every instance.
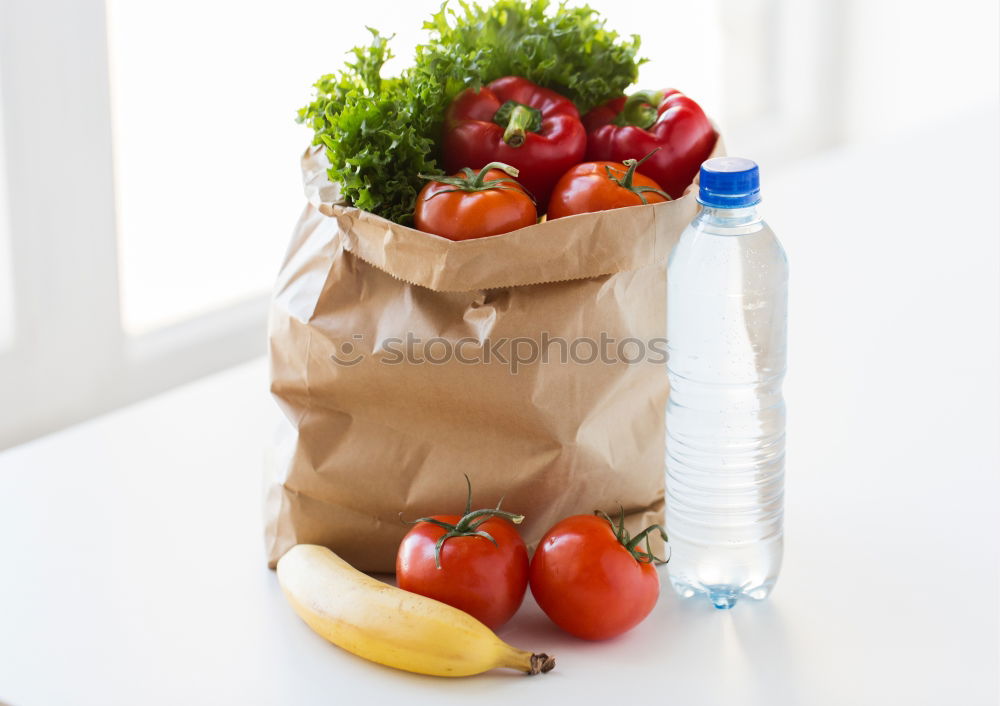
[105,0,434,334]
[0,63,14,351]
[586,0,722,121]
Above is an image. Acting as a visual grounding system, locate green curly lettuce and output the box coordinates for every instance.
[297,0,644,224]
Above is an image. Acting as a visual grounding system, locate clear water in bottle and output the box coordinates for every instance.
[666,157,787,609]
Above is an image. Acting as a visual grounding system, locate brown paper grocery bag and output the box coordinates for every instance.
[265,139,722,572]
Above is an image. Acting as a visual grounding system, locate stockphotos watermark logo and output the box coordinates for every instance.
[330,332,668,374]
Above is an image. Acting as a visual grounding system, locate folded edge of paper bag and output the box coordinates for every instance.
[300,136,723,292]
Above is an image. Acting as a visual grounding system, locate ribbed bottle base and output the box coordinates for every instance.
[669,576,776,609]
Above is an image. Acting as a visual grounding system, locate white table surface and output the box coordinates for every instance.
[2,109,998,706]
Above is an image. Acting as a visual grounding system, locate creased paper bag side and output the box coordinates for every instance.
[265,137,725,572]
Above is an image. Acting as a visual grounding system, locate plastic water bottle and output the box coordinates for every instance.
[665,157,787,609]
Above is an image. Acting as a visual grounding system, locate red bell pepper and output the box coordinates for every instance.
[583,89,717,199]
[443,76,587,207]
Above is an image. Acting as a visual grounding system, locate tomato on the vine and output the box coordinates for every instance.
[396,479,529,630]
[529,510,668,640]
[546,150,670,220]
[414,161,536,240]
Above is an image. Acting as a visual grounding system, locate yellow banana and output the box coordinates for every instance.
[276,544,555,677]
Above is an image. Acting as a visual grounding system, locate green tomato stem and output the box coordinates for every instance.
[602,149,671,204]
[406,478,525,569]
[595,505,670,564]
[417,161,530,203]
[471,161,519,187]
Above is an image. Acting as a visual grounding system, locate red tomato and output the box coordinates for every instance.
[397,512,529,630]
[546,151,670,220]
[414,162,537,240]
[529,513,667,640]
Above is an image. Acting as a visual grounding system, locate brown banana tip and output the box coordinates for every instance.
[529,653,556,675]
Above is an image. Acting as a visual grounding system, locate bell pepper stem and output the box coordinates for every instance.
[503,105,536,147]
[617,90,665,129]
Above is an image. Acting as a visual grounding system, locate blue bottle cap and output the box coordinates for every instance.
[698,157,761,208]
